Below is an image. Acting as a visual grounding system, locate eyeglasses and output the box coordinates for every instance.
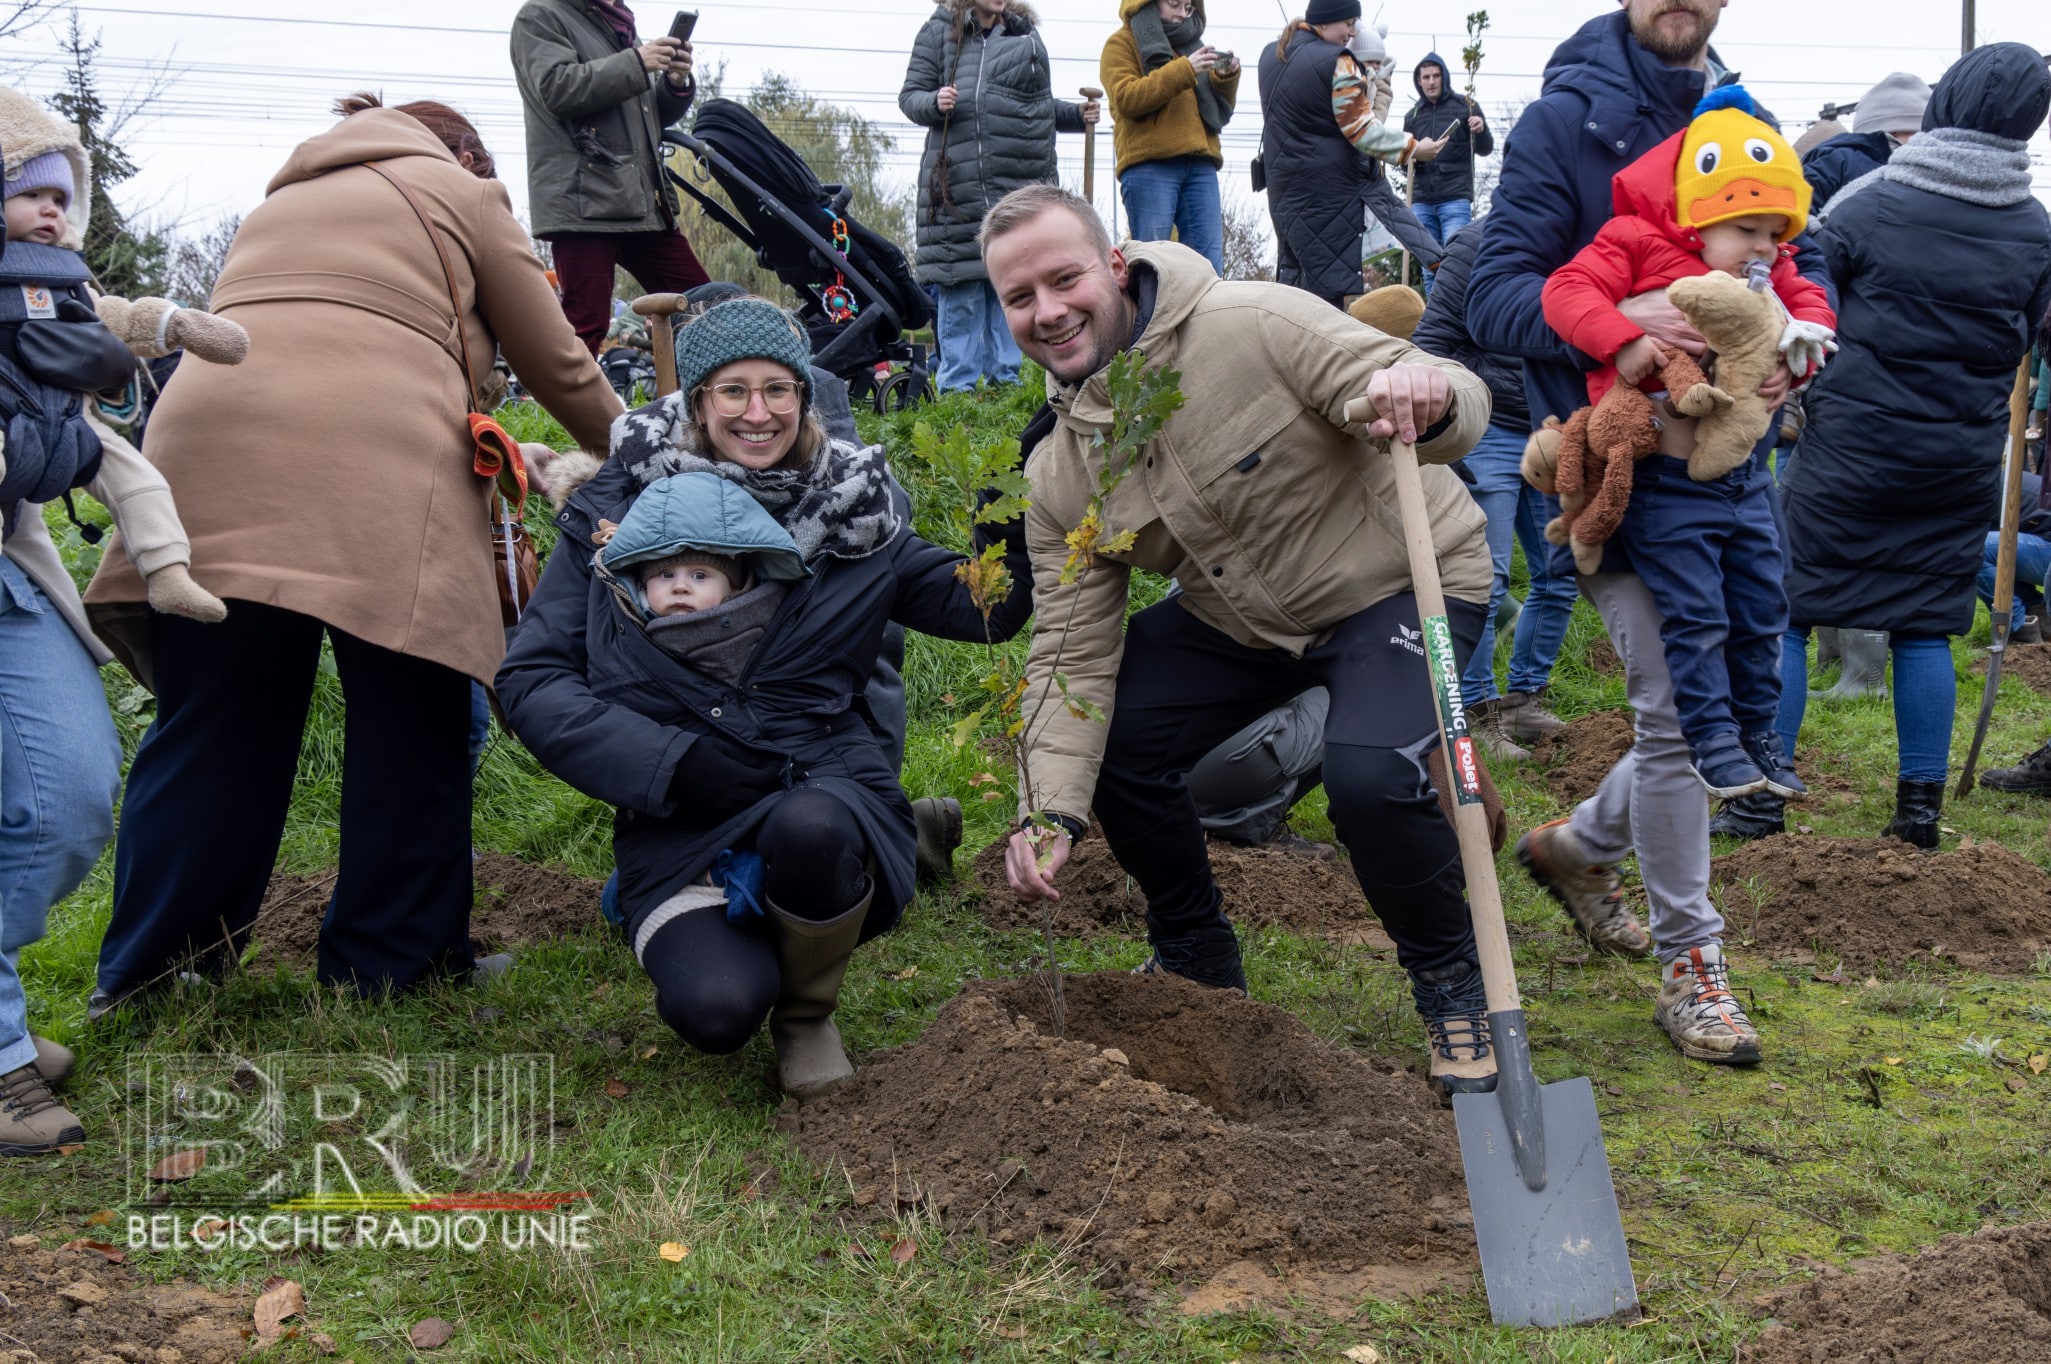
[697,379,804,417]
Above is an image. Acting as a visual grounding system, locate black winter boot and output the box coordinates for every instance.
[1709,791,1786,840]
[1881,778,1945,850]
[1980,741,2051,796]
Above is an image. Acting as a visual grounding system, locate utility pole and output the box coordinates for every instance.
[1961,0,1974,54]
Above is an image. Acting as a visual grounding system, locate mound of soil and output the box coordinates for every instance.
[0,1235,252,1362]
[1749,1221,2051,1364]
[1711,835,2051,973]
[967,836,1386,944]
[780,972,1474,1299]
[1973,641,2051,696]
[251,853,604,968]
[1585,636,1622,676]
[1530,710,1635,806]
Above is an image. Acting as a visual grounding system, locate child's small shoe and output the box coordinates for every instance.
[1693,739,1769,799]
[1741,731,1807,799]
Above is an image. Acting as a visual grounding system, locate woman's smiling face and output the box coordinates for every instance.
[694,359,803,470]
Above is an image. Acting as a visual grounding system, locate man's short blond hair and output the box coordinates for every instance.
[978,184,1113,261]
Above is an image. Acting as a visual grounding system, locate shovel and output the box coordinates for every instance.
[1079,86,1105,207]
[632,291,688,396]
[1344,400,1639,1327]
[1957,358,2035,796]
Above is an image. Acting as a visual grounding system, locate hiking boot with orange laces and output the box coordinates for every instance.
[1514,818,1653,958]
[0,1063,84,1156]
[1655,944,1762,1064]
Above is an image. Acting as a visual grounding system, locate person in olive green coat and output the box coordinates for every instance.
[511,0,710,354]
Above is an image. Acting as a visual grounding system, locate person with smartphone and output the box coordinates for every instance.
[512,1,711,355]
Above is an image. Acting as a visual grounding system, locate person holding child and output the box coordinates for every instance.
[497,298,1032,1101]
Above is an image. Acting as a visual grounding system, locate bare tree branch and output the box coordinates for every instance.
[0,0,60,43]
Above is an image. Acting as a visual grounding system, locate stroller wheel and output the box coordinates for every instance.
[874,367,934,414]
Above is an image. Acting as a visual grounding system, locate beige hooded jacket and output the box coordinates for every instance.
[1018,240,1491,825]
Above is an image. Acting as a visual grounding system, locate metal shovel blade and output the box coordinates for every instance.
[1453,1076,1638,1327]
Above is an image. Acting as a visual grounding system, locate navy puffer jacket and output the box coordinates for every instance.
[900,2,1085,287]
[1803,130,1891,211]
[1413,220,1526,433]
[1781,43,2051,637]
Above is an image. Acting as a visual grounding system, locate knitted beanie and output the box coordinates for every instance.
[1347,284,1424,340]
[3,149,73,205]
[1853,72,1932,136]
[674,298,814,409]
[1308,0,1363,30]
[1674,87,1811,242]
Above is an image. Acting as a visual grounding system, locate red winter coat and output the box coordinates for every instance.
[1541,129,1834,405]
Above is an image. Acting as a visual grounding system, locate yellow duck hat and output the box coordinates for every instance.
[1675,87,1811,241]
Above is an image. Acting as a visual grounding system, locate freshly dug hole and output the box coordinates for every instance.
[0,1238,253,1363]
[967,835,1387,945]
[1530,710,1635,806]
[781,973,1474,1296]
[1749,1220,2051,1364]
[1711,834,2051,973]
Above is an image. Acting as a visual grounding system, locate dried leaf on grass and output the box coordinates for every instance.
[60,1239,124,1264]
[253,1277,305,1342]
[2031,1054,2047,1075]
[604,1077,631,1098]
[148,1148,206,1181]
[1343,1347,1384,1363]
[890,1237,917,1265]
[658,1241,689,1262]
[83,1209,115,1226]
[409,1317,456,1350]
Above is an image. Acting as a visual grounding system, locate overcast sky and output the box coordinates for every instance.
[4,0,2047,241]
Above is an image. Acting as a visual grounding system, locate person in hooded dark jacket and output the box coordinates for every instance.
[1773,44,2051,850]
[1801,72,1930,212]
[1464,0,1834,1069]
[496,299,1031,1102]
[1401,52,1493,258]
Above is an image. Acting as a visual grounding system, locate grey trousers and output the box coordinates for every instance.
[1567,573,1726,958]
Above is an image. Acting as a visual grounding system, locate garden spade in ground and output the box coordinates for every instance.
[1345,401,1638,1327]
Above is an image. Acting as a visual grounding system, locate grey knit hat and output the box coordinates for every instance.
[1854,72,1932,135]
[674,298,814,410]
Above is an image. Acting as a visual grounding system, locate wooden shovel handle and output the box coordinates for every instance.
[632,292,686,396]
[1344,397,1521,1018]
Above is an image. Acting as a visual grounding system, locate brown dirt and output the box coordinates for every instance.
[1710,834,2051,974]
[250,852,604,968]
[0,1235,253,1362]
[1972,641,2051,696]
[1530,710,1635,806]
[1747,1220,2051,1363]
[1585,636,1622,675]
[780,972,1475,1301]
[966,836,1389,946]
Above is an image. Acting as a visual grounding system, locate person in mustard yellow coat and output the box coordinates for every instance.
[1101,0,1239,274]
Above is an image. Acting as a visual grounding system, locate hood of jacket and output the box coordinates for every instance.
[1923,41,2051,142]
[931,0,1041,37]
[599,471,810,591]
[1541,10,1737,158]
[1608,131,1693,243]
[0,87,91,252]
[1047,240,1212,428]
[265,107,461,195]
[1412,51,1450,102]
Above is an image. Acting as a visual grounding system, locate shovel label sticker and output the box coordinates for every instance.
[1423,614,1483,805]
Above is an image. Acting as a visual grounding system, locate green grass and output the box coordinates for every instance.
[5,386,2050,1361]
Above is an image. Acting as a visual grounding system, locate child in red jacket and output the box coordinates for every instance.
[1541,87,1837,801]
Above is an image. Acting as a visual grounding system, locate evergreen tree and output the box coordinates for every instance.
[48,12,164,295]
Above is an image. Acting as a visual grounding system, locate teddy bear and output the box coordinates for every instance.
[1522,346,1717,574]
[1665,268,1791,481]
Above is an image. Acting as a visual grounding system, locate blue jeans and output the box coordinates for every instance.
[1119,156,1224,276]
[1616,455,1787,759]
[1411,198,1472,298]
[0,557,122,1073]
[1779,630,1954,782]
[1976,531,2051,630]
[933,279,1021,393]
[1457,423,1579,707]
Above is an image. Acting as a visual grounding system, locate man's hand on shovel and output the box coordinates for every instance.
[1357,362,1456,444]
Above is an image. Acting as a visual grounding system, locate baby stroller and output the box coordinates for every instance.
[664,100,934,413]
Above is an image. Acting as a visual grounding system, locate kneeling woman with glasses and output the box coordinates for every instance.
[497,299,1030,1100]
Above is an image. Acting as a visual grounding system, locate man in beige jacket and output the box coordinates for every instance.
[982,186,1500,1093]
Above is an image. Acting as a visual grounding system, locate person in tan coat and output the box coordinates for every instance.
[982,186,1503,1096]
[85,95,623,1013]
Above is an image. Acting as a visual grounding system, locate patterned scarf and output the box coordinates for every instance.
[614,393,903,562]
[1127,4,1232,136]
[584,0,637,47]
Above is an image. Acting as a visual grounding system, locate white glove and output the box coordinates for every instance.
[1779,319,1837,380]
